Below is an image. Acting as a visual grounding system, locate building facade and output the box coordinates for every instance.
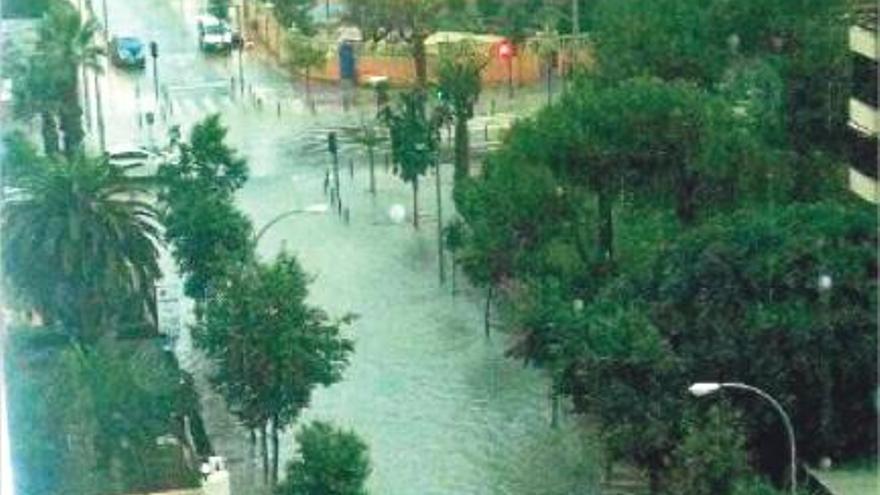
[847,6,878,203]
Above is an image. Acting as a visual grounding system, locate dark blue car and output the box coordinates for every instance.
[110,36,146,69]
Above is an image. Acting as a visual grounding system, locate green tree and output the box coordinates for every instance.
[36,0,103,156]
[2,155,161,344]
[6,49,63,155]
[194,253,355,485]
[342,121,387,195]
[436,41,488,183]
[275,422,371,495]
[381,91,444,229]
[667,406,752,495]
[565,200,877,490]
[159,117,252,302]
[284,32,328,110]
[207,0,230,20]
[274,0,316,35]
[344,0,444,88]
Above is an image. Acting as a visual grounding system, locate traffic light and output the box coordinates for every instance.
[149,41,158,58]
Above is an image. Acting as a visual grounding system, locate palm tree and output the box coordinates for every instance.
[2,155,162,343]
[342,121,387,195]
[37,1,104,156]
[7,41,63,155]
[436,41,488,183]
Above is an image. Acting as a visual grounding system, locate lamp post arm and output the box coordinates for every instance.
[721,383,797,494]
[253,209,306,245]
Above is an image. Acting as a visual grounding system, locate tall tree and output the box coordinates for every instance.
[6,49,63,155]
[436,41,488,183]
[274,0,316,35]
[158,116,251,302]
[344,0,444,89]
[565,200,877,490]
[207,0,231,20]
[275,422,371,495]
[194,253,355,485]
[36,1,103,156]
[381,91,444,229]
[284,32,328,111]
[2,155,162,343]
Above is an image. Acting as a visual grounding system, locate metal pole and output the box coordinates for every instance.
[236,5,245,96]
[152,52,160,103]
[102,0,109,33]
[507,57,514,99]
[721,383,797,495]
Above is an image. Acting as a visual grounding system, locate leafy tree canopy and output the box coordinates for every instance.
[275,422,371,495]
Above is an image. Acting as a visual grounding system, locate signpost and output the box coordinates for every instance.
[498,40,515,99]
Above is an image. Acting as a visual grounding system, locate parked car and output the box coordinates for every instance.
[105,146,169,178]
[109,36,147,68]
[196,15,234,53]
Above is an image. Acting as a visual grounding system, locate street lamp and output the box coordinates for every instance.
[688,382,797,495]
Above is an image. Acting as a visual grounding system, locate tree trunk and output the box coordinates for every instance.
[675,164,697,226]
[454,114,470,182]
[260,422,269,484]
[413,34,428,90]
[596,188,614,264]
[550,388,560,428]
[435,162,445,284]
[305,68,314,113]
[412,177,419,229]
[484,285,494,337]
[270,418,280,485]
[368,145,376,194]
[451,256,457,295]
[648,467,662,495]
[60,79,84,156]
[40,111,59,155]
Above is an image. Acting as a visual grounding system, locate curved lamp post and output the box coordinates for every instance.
[253,204,329,245]
[688,382,797,494]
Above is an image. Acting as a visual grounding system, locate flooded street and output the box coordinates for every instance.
[99,1,599,493]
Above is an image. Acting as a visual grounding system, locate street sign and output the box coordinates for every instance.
[497,40,515,60]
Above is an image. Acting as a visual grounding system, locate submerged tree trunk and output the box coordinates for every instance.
[484,285,494,337]
[368,145,376,194]
[435,162,445,284]
[270,418,280,485]
[453,113,470,182]
[40,111,59,155]
[412,176,419,229]
[260,422,269,484]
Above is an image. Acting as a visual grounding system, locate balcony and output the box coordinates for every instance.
[849,166,878,204]
[849,24,877,61]
[849,98,878,136]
